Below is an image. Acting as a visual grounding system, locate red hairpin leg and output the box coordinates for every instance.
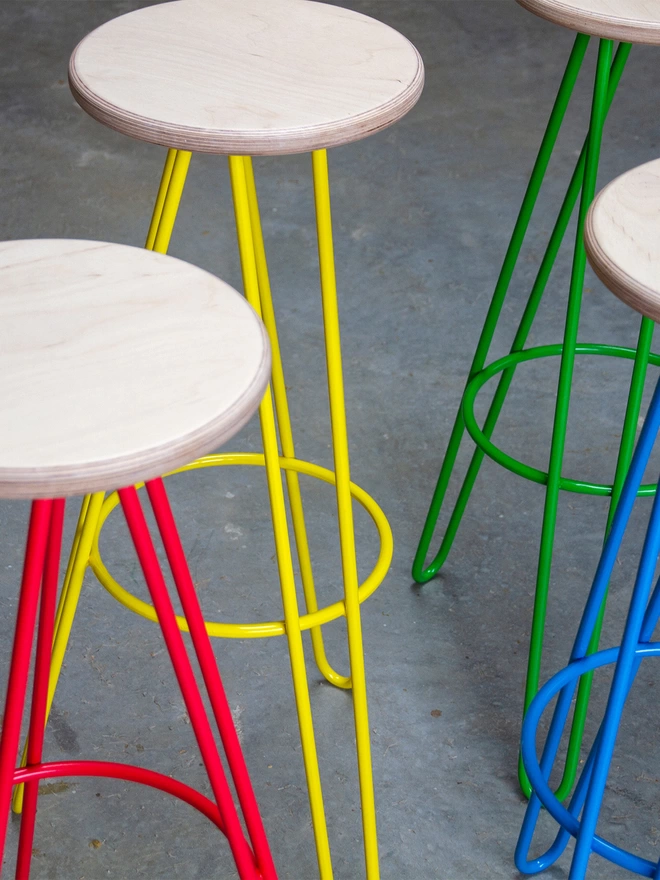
[145,477,277,880]
[0,501,54,870]
[119,484,274,880]
[15,499,66,879]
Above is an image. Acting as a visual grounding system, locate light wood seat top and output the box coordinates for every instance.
[585,158,660,323]
[68,0,424,156]
[517,0,660,43]
[0,240,270,500]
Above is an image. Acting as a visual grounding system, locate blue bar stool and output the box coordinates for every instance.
[517,156,660,878]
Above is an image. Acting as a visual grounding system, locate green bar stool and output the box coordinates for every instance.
[17,3,424,879]
[412,0,660,799]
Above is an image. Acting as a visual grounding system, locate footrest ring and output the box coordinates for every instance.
[463,343,660,496]
[89,452,393,639]
[520,643,660,876]
[14,760,226,834]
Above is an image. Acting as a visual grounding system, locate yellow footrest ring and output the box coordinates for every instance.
[89,452,393,639]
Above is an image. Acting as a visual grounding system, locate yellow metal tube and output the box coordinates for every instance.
[91,453,392,639]
[152,150,191,254]
[229,154,334,880]
[243,157,350,690]
[312,149,380,880]
[145,148,178,250]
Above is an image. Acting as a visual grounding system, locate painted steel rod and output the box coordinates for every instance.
[412,32,591,583]
[243,157,350,690]
[312,148,379,880]
[90,455,391,639]
[228,154,334,880]
[146,477,277,880]
[13,494,90,813]
[517,376,660,875]
[15,500,65,879]
[413,38,640,801]
[145,148,178,250]
[119,485,260,880]
[571,487,660,872]
[0,501,52,868]
[519,38,613,796]
[447,40,630,556]
[414,38,630,587]
[561,314,655,797]
[14,760,226,833]
[516,382,660,877]
[12,493,104,813]
[152,150,191,255]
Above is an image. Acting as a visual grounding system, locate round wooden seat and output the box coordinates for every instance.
[585,158,660,323]
[517,0,660,43]
[68,0,424,156]
[0,239,270,499]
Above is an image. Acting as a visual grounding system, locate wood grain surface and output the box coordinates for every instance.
[0,240,270,499]
[517,0,660,43]
[69,0,424,156]
[585,158,660,324]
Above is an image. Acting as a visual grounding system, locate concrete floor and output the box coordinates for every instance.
[2,1,660,877]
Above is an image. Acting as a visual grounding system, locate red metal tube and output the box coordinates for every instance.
[0,501,53,873]
[146,477,277,880]
[14,760,225,831]
[118,486,260,880]
[15,499,66,879]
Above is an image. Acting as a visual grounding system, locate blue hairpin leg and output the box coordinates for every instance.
[516,373,660,878]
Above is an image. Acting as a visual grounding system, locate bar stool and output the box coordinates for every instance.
[413,0,660,797]
[517,157,660,878]
[21,3,423,878]
[0,239,274,879]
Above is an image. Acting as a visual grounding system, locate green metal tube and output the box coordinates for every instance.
[431,42,632,590]
[412,36,631,585]
[412,33,591,583]
[461,342,660,494]
[518,38,614,797]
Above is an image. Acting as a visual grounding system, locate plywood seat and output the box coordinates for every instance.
[0,239,270,499]
[585,158,660,324]
[68,0,424,156]
[516,0,660,43]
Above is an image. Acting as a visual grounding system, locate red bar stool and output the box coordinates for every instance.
[0,239,274,879]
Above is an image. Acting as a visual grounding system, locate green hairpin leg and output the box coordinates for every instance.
[413,39,631,589]
[411,32,591,584]
[518,37,613,797]
[414,34,654,800]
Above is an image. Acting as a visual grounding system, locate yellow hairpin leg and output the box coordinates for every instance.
[229,154,333,880]
[11,148,192,815]
[145,147,178,250]
[312,149,380,880]
[54,493,91,637]
[243,157,350,691]
[150,149,191,254]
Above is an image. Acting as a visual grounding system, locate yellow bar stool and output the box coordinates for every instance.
[17,2,424,878]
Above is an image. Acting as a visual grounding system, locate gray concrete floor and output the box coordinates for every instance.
[2,1,660,877]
